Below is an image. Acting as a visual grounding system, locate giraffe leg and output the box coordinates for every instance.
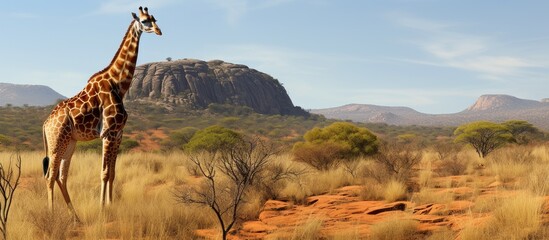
[107,152,118,205]
[56,140,81,222]
[46,159,58,211]
[100,131,122,206]
[45,132,71,212]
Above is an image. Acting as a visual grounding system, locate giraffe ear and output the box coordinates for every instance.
[132,12,139,21]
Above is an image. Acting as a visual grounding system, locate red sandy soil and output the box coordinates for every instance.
[196,178,549,239]
[126,129,167,151]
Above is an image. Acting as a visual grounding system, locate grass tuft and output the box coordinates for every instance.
[369,217,418,240]
[383,180,408,202]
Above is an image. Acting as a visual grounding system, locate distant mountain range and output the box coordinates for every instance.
[0,83,65,107]
[311,94,549,130]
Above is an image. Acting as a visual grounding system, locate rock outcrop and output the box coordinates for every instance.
[464,94,545,112]
[0,83,65,106]
[126,59,305,115]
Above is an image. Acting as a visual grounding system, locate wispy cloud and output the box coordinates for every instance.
[392,14,451,32]
[422,35,486,59]
[200,43,378,79]
[391,13,544,80]
[206,0,294,25]
[197,43,379,108]
[94,0,177,15]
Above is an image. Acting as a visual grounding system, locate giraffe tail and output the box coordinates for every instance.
[42,127,49,177]
[42,157,49,177]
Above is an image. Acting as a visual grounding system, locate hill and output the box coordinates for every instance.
[312,104,429,125]
[126,59,306,115]
[464,94,545,112]
[0,83,65,107]
[311,94,549,130]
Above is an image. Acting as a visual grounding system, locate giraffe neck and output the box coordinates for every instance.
[103,20,143,97]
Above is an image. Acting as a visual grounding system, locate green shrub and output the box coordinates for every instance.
[161,127,198,150]
[185,125,242,153]
[293,122,378,170]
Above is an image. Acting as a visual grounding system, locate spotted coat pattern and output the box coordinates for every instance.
[42,7,161,219]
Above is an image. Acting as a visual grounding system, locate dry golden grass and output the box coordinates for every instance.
[411,188,454,206]
[2,151,215,239]
[490,159,532,184]
[461,191,543,240]
[277,160,357,203]
[291,216,324,240]
[418,169,433,188]
[524,164,549,195]
[359,179,384,201]
[330,227,361,240]
[369,217,418,240]
[0,144,548,239]
[426,227,455,240]
[471,195,501,213]
[383,180,407,202]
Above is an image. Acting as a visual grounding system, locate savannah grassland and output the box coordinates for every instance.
[1,104,549,239]
[2,143,549,239]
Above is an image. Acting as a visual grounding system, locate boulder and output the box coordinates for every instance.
[126,59,306,115]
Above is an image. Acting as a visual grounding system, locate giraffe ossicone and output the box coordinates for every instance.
[42,6,161,221]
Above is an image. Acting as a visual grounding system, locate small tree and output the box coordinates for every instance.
[454,121,513,158]
[501,120,540,144]
[0,155,21,240]
[177,136,275,240]
[293,122,378,170]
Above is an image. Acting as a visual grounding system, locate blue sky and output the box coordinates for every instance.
[3,1,549,113]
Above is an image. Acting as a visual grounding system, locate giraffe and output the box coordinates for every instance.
[42,6,161,220]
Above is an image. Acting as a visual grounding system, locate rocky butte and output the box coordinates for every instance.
[125,59,307,116]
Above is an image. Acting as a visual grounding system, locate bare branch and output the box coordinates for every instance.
[0,154,21,240]
[174,137,276,240]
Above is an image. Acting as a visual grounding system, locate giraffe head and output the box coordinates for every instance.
[132,6,162,35]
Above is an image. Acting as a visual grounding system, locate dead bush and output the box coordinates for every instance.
[373,143,422,182]
[292,142,345,171]
[437,154,467,176]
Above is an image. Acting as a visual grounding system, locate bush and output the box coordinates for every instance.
[75,137,139,153]
[0,134,13,148]
[373,143,422,181]
[119,138,139,152]
[184,125,242,153]
[292,122,378,170]
[437,154,468,176]
[292,142,345,171]
[76,139,103,152]
[161,127,198,150]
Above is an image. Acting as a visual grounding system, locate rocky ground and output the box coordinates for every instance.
[197,175,549,239]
